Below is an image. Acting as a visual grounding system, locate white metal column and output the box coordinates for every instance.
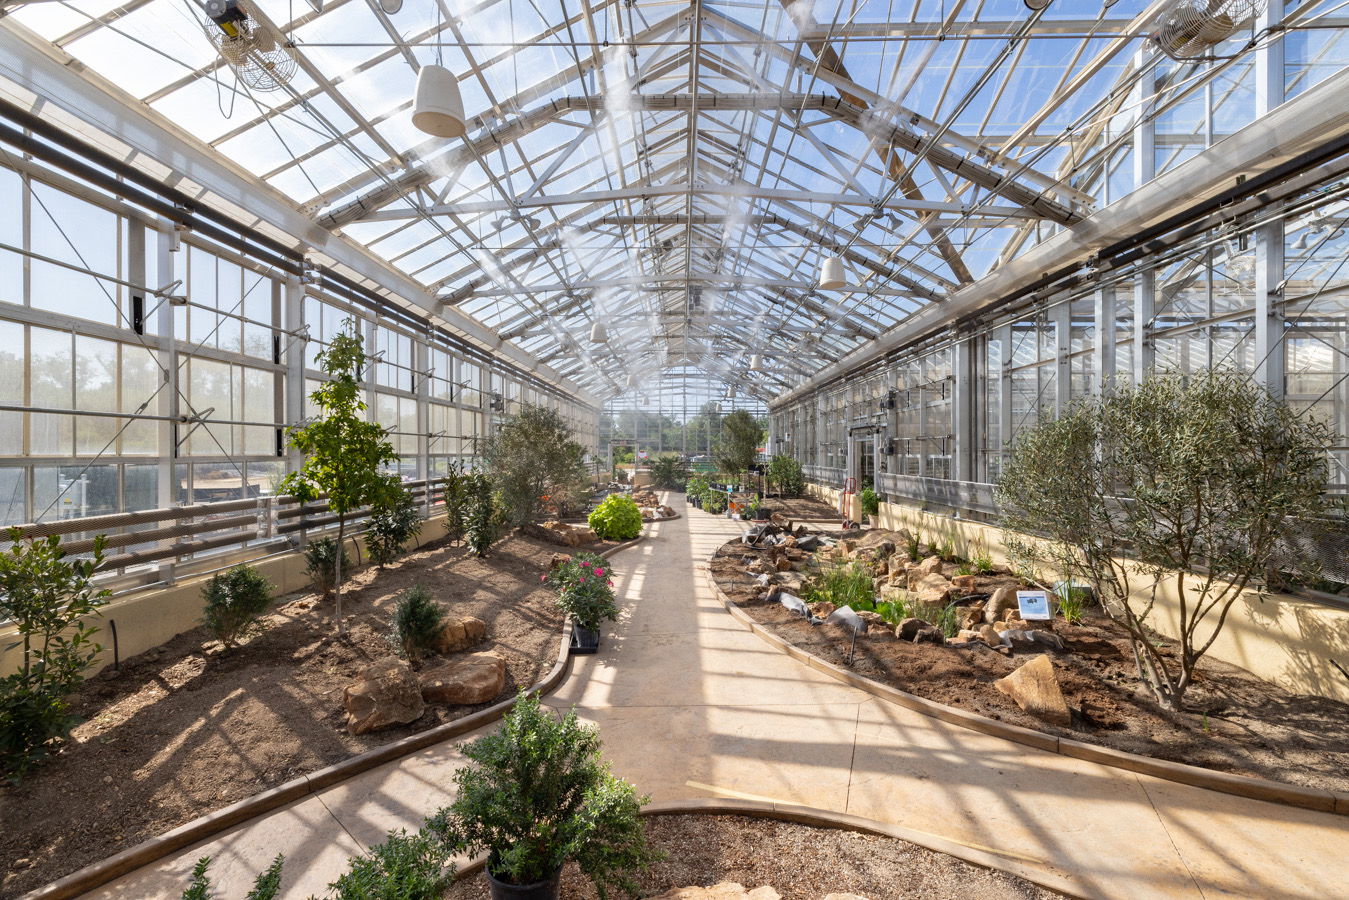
[1133,267,1155,385]
[154,224,179,583]
[1094,284,1117,395]
[283,274,307,547]
[1053,300,1071,414]
[953,335,974,482]
[1255,220,1286,401]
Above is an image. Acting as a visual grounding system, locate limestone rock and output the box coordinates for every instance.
[978,624,1007,648]
[985,585,1020,624]
[895,617,927,641]
[809,601,837,619]
[916,555,944,577]
[995,654,1072,726]
[911,624,946,645]
[528,521,598,548]
[959,603,986,631]
[548,553,572,571]
[649,884,781,900]
[431,616,487,654]
[913,572,953,605]
[344,658,425,735]
[951,573,976,593]
[420,652,506,705]
[887,556,908,578]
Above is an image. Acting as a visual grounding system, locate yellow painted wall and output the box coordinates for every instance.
[807,483,1349,704]
[0,514,451,679]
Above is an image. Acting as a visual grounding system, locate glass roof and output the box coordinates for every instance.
[7,0,1259,401]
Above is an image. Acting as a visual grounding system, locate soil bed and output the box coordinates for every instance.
[757,495,841,522]
[710,533,1349,795]
[445,813,1059,900]
[0,529,620,899]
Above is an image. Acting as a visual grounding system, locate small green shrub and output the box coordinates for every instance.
[936,539,961,563]
[431,692,659,897]
[464,472,499,558]
[387,586,444,660]
[905,529,923,562]
[201,564,273,649]
[304,538,349,599]
[909,600,960,638]
[859,486,880,519]
[702,491,728,515]
[0,529,110,781]
[765,454,805,497]
[649,455,689,490]
[182,853,284,900]
[442,463,470,545]
[326,825,453,899]
[1056,587,1090,625]
[875,595,909,626]
[546,551,619,632]
[366,487,422,568]
[588,494,642,541]
[953,563,973,577]
[803,561,876,611]
[971,552,994,575]
[685,473,710,501]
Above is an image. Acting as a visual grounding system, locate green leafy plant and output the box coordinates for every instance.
[875,594,909,626]
[996,370,1333,711]
[463,472,499,558]
[0,529,111,781]
[702,491,728,515]
[859,486,880,519]
[546,551,620,632]
[685,473,710,501]
[325,825,453,899]
[588,494,643,541]
[430,692,659,898]
[483,405,590,528]
[936,539,961,564]
[803,561,876,611]
[1055,586,1090,626]
[442,462,470,545]
[387,586,444,661]
[304,537,350,601]
[908,600,960,638]
[201,564,273,649]
[765,454,805,497]
[279,318,400,632]
[182,854,284,900]
[649,454,690,491]
[366,485,422,569]
[971,552,994,575]
[905,529,923,562]
[953,563,973,577]
[713,410,764,478]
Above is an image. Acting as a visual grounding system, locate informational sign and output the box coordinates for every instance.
[638,450,648,460]
[1016,590,1052,621]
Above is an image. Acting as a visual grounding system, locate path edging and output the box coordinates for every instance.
[708,568,1349,818]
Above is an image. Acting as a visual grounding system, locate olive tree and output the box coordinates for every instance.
[996,371,1332,711]
[482,404,589,528]
[279,319,399,633]
[714,410,764,478]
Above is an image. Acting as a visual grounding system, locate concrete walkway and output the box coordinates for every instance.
[82,497,1349,899]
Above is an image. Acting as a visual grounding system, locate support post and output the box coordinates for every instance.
[1255,220,1286,402]
[1133,267,1155,385]
[953,335,974,483]
[154,224,179,584]
[1094,284,1117,395]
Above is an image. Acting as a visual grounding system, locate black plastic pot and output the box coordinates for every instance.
[486,867,562,900]
[570,625,601,655]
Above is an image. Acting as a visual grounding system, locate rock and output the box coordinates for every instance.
[344,658,425,735]
[528,521,598,547]
[959,604,985,631]
[874,540,896,558]
[431,616,486,654]
[955,628,984,643]
[895,617,927,641]
[916,555,944,577]
[748,558,775,576]
[855,610,885,629]
[995,654,1072,726]
[549,553,572,570]
[648,884,781,900]
[1001,617,1052,633]
[985,585,1020,624]
[913,573,953,605]
[809,601,837,619]
[887,556,908,578]
[825,894,871,900]
[839,538,858,556]
[951,574,976,593]
[419,652,506,705]
[1003,629,1066,652]
[978,624,1007,648]
[774,572,805,594]
[911,624,946,645]
[774,555,794,572]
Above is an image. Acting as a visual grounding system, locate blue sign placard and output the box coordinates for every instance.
[1016,590,1052,621]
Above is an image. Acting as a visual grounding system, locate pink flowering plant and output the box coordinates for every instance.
[546,551,619,632]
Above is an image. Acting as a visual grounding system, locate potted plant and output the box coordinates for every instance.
[546,551,619,654]
[431,692,659,900]
[746,497,769,522]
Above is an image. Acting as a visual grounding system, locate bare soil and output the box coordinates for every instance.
[710,534,1349,795]
[446,814,1059,900]
[759,495,841,522]
[0,529,611,899]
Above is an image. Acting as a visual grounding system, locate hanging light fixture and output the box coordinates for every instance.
[819,256,846,289]
[413,64,467,138]
[590,321,608,343]
[749,354,763,371]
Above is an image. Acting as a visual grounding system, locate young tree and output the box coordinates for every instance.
[482,405,588,529]
[714,410,764,478]
[279,318,399,633]
[996,371,1332,711]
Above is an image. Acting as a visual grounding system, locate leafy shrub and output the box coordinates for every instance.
[765,454,805,497]
[183,854,284,900]
[326,825,453,899]
[588,494,642,541]
[0,529,110,781]
[483,405,590,529]
[442,463,470,545]
[685,473,710,501]
[649,455,690,490]
[201,564,273,649]
[875,594,909,626]
[905,529,923,562]
[366,486,422,568]
[859,486,880,519]
[803,561,876,611]
[936,539,961,563]
[464,472,499,558]
[953,563,973,577]
[387,586,444,661]
[1056,587,1090,625]
[971,552,994,575]
[431,692,659,897]
[702,491,728,515]
[304,537,349,599]
[546,551,620,632]
[908,600,960,638]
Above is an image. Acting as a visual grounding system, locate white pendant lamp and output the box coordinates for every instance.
[590,321,608,343]
[819,255,846,289]
[749,354,763,371]
[412,64,467,139]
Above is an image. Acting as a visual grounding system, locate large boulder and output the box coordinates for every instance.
[916,555,944,577]
[344,658,425,735]
[912,572,953,605]
[431,615,487,654]
[527,521,598,547]
[420,652,507,705]
[985,585,1020,623]
[995,654,1072,726]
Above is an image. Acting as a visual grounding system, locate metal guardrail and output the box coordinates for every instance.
[877,472,999,516]
[803,465,846,488]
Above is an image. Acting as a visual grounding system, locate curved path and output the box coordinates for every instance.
[75,496,1349,899]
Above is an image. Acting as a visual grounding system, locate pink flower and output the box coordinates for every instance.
[540,574,546,582]
[594,568,606,576]
[607,580,614,587]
